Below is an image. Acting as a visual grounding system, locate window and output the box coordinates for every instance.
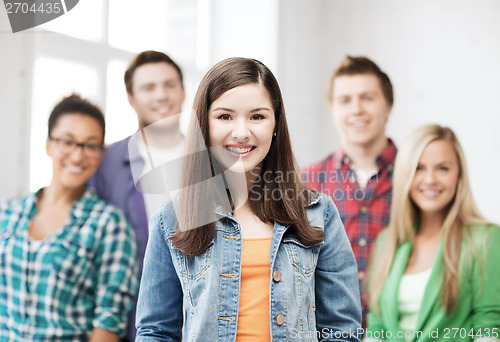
[30,57,98,191]
[29,0,201,191]
[105,60,138,143]
[108,0,169,52]
[40,0,105,43]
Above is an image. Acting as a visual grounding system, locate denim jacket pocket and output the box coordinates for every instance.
[171,240,214,281]
[170,240,214,309]
[282,234,321,275]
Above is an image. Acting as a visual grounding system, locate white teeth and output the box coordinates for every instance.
[422,190,440,196]
[350,121,367,127]
[226,146,254,154]
[66,165,83,173]
[155,106,171,114]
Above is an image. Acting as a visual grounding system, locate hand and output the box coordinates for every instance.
[89,327,119,342]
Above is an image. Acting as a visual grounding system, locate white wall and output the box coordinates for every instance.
[209,0,279,72]
[279,0,500,223]
[277,1,338,165]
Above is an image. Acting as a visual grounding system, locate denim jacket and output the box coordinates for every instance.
[136,193,362,341]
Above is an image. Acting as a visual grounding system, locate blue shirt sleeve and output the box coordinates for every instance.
[135,210,184,341]
[315,195,362,342]
[92,209,138,335]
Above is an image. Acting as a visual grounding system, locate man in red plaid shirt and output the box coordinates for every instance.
[302,56,396,328]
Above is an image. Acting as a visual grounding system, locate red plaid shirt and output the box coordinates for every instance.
[302,139,397,328]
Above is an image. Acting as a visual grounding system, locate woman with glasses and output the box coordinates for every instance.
[0,94,138,341]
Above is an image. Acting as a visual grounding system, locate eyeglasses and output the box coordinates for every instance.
[48,136,103,158]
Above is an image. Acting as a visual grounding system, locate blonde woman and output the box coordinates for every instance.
[365,124,500,342]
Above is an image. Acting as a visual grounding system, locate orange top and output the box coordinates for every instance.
[236,238,272,342]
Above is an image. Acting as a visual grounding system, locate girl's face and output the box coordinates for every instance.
[46,113,103,192]
[208,83,275,176]
[410,139,460,220]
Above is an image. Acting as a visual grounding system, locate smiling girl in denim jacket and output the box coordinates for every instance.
[135,57,362,342]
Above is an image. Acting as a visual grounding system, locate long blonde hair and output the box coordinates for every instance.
[369,124,486,314]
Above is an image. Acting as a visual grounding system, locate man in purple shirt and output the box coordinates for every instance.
[89,50,186,342]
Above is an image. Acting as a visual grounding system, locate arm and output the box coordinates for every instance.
[364,311,386,342]
[364,230,389,340]
[135,211,184,341]
[89,327,119,342]
[471,225,500,341]
[315,196,362,342]
[93,210,138,337]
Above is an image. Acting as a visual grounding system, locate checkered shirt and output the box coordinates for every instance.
[0,189,138,341]
[302,139,396,328]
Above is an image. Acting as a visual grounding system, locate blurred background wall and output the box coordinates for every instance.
[1,0,499,222]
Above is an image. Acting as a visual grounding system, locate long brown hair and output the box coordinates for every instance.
[368,124,487,314]
[171,57,324,256]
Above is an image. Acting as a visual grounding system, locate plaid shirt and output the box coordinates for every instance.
[0,189,138,341]
[302,139,396,327]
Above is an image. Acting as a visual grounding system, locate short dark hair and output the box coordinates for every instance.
[48,93,105,141]
[327,55,393,106]
[124,50,184,94]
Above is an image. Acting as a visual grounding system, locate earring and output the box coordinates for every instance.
[273,132,277,137]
